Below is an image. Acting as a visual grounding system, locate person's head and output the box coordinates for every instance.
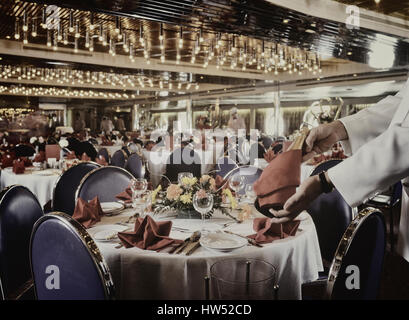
[145,140,155,151]
[230,107,238,119]
[102,116,107,121]
[75,112,81,119]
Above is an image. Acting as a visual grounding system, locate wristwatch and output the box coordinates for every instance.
[318,171,334,193]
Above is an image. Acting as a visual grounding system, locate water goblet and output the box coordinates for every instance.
[193,191,214,232]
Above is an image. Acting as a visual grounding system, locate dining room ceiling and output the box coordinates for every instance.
[0,0,407,105]
[334,0,409,20]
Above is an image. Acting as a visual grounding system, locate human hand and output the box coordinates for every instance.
[269,173,326,223]
[303,120,348,161]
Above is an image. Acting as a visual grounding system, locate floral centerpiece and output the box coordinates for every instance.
[151,175,249,221]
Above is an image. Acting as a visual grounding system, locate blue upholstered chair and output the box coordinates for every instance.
[78,141,98,161]
[327,208,386,299]
[52,162,100,215]
[125,153,144,179]
[215,156,238,179]
[75,166,133,203]
[0,185,43,300]
[30,212,115,300]
[303,207,386,300]
[165,147,201,183]
[97,148,110,164]
[111,149,127,168]
[308,160,353,273]
[367,182,402,252]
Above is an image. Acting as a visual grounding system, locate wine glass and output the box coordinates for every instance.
[193,191,214,231]
[245,184,257,203]
[229,174,245,202]
[130,178,148,209]
[178,172,193,185]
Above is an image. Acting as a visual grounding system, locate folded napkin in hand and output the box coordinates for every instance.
[254,149,301,212]
[118,215,183,251]
[115,186,132,203]
[263,149,277,163]
[33,151,46,163]
[248,217,300,244]
[72,197,104,228]
[12,159,25,174]
[253,130,308,215]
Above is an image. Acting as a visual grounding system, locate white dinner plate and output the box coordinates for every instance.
[31,169,60,176]
[200,232,248,253]
[88,224,129,242]
[100,202,124,216]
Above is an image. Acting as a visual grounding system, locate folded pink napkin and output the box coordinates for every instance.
[12,159,25,174]
[264,149,277,163]
[254,149,301,211]
[20,157,32,167]
[1,153,15,168]
[248,217,300,244]
[118,215,183,251]
[72,197,104,228]
[33,151,46,162]
[115,186,132,203]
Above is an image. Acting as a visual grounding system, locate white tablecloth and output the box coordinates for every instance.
[90,209,323,300]
[0,167,61,207]
[143,145,224,186]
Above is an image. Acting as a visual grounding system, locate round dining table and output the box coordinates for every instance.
[89,208,323,300]
[0,167,61,207]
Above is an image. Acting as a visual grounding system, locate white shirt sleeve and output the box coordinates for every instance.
[327,79,409,207]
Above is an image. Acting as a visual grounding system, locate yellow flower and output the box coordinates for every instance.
[222,189,237,209]
[200,175,211,184]
[166,184,183,201]
[151,185,162,204]
[180,192,192,204]
[181,177,197,187]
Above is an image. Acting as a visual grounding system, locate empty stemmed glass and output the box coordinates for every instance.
[193,190,214,232]
[229,174,245,203]
[130,178,148,210]
[178,172,193,185]
[245,184,257,203]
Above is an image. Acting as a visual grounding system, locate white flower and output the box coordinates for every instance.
[4,131,8,136]
[59,138,69,148]
[38,136,44,143]
[30,137,37,144]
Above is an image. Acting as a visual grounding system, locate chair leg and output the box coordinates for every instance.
[390,205,394,253]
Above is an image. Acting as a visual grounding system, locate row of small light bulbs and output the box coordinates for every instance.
[0,65,200,90]
[0,84,135,99]
[11,6,322,76]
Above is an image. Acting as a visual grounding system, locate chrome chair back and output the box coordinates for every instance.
[0,185,43,300]
[326,208,386,300]
[75,166,133,203]
[53,162,100,215]
[30,212,115,300]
